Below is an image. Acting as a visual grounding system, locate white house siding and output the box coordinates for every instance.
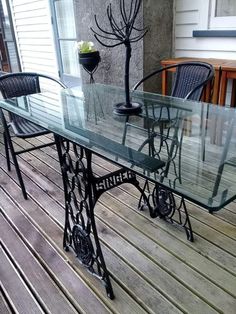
[10,0,58,78]
[174,0,236,59]
[174,0,236,104]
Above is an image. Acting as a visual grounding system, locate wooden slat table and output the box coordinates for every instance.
[161,57,236,144]
[161,57,222,104]
[161,57,236,107]
[218,59,236,107]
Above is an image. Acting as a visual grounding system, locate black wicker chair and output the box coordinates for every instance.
[0,72,66,199]
[123,62,214,181]
[134,61,214,100]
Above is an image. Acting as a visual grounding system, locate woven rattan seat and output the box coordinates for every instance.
[0,72,66,199]
[9,115,49,138]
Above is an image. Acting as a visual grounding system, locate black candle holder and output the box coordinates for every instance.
[91,0,148,115]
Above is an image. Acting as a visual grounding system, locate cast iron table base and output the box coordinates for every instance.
[54,134,193,299]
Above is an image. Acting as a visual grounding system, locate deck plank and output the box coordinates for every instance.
[0,125,236,313]
[0,162,155,313]
[95,204,236,314]
[0,189,113,314]
[0,214,80,314]
[0,290,14,314]
[99,192,236,296]
[0,245,44,314]
[101,186,236,275]
[13,135,236,240]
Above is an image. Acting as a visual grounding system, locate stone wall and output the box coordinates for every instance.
[75,0,173,92]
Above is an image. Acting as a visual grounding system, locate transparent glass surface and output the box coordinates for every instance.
[215,0,236,16]
[54,0,76,38]
[1,84,236,211]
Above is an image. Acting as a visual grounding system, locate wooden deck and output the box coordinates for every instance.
[0,126,236,314]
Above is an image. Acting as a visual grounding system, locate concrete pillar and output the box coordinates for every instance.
[75,0,173,92]
[143,0,173,92]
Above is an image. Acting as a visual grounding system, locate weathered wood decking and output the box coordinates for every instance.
[0,127,236,314]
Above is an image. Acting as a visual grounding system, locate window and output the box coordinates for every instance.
[50,0,81,87]
[0,0,20,72]
[209,0,236,29]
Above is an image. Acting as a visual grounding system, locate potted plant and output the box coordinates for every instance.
[77,41,100,73]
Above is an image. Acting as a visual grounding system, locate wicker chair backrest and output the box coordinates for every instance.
[171,63,213,101]
[0,73,41,99]
[133,61,214,102]
[0,72,66,126]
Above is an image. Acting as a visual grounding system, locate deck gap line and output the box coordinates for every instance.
[0,163,64,231]
[104,186,236,258]
[0,284,18,314]
[0,208,101,314]
[1,147,236,278]
[95,215,222,314]
[0,240,51,314]
[98,199,236,297]
[1,146,236,282]
[111,185,236,243]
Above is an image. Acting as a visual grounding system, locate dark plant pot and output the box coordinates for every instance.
[79,51,101,72]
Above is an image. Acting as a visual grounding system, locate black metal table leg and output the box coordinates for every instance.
[54,134,155,299]
[54,134,114,299]
[139,182,194,242]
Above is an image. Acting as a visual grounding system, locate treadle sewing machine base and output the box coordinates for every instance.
[55,135,193,299]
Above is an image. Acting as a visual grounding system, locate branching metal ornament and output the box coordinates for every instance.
[91,0,148,114]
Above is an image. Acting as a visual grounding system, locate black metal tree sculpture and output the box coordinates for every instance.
[91,0,148,114]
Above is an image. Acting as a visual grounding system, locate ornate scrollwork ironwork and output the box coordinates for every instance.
[152,185,175,217]
[54,135,153,299]
[142,183,193,241]
[55,136,114,299]
[72,224,94,266]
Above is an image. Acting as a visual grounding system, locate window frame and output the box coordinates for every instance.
[0,0,21,72]
[209,0,236,29]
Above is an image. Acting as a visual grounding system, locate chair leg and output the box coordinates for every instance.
[0,109,27,199]
[3,131,11,171]
[10,142,27,199]
[4,129,27,199]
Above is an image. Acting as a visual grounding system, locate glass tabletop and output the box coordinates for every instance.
[1,83,236,210]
